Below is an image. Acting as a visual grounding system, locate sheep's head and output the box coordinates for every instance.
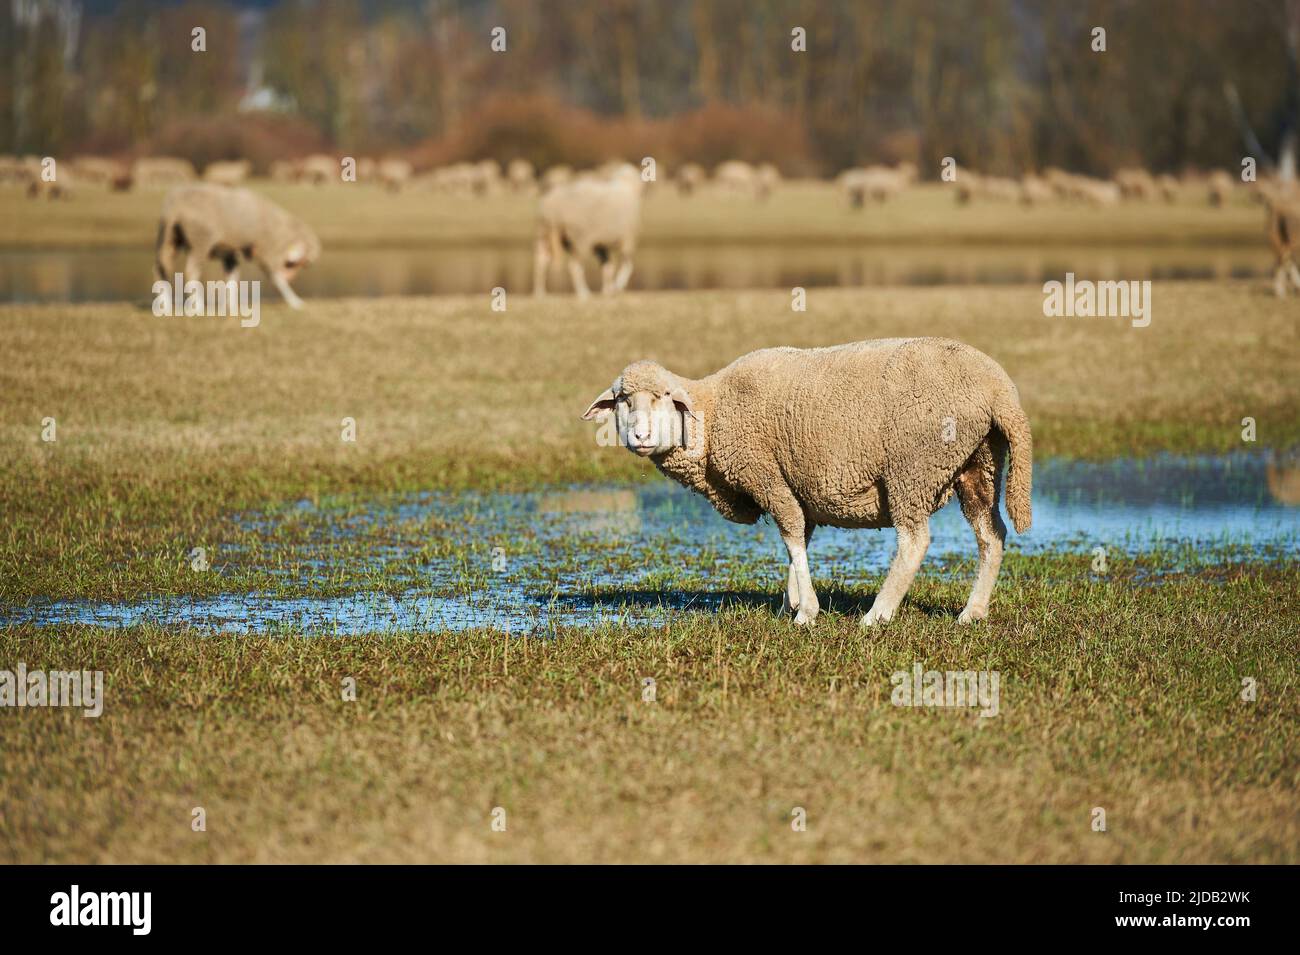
[582,360,699,458]
[276,223,321,279]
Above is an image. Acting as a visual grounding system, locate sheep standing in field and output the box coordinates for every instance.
[507,158,536,194]
[582,338,1033,626]
[377,158,413,192]
[70,156,130,189]
[1114,168,1156,200]
[1261,183,1300,297]
[534,163,642,299]
[203,159,252,186]
[132,156,197,188]
[154,184,321,308]
[1019,174,1054,205]
[1155,173,1179,203]
[674,162,706,196]
[714,159,759,197]
[540,164,574,192]
[1207,169,1235,206]
[300,154,338,186]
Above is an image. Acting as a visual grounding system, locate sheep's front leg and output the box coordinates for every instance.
[862,519,930,627]
[776,518,818,626]
[781,524,815,616]
[567,257,592,300]
[271,272,305,310]
[613,255,634,292]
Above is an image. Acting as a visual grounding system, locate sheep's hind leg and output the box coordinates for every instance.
[954,456,1007,624]
[781,524,815,616]
[862,519,930,627]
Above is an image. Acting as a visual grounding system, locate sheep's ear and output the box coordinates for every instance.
[582,388,618,421]
[668,386,698,421]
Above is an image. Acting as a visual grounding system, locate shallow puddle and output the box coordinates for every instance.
[6,452,1296,634]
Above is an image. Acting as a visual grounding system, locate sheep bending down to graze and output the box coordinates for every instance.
[582,338,1032,626]
[154,184,321,309]
[534,163,642,299]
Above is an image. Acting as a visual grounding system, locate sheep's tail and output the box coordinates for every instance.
[992,389,1033,533]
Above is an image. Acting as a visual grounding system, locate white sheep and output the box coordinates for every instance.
[154,184,320,308]
[534,163,643,299]
[583,338,1033,627]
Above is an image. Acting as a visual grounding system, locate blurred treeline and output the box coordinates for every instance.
[1,0,1294,176]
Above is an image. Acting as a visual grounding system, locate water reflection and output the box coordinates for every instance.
[0,244,1271,302]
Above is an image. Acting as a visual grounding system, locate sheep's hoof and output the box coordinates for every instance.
[793,607,818,627]
[860,604,894,628]
[957,605,988,625]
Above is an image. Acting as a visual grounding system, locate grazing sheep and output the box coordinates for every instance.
[1154,173,1179,203]
[755,162,781,199]
[1019,174,1054,205]
[27,170,72,200]
[1114,168,1156,200]
[582,338,1033,627]
[534,163,642,299]
[675,162,706,196]
[540,164,574,192]
[714,160,759,196]
[475,159,503,195]
[840,164,905,205]
[1207,169,1235,207]
[300,154,338,186]
[838,168,871,208]
[507,158,536,194]
[70,156,130,189]
[203,159,252,186]
[1261,183,1300,297]
[376,158,413,192]
[154,184,321,309]
[132,156,197,188]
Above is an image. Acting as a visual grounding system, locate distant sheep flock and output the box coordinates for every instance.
[0,152,1266,208]
[5,151,1297,299]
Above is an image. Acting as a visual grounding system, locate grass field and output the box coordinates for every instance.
[1,188,1296,863]
[0,180,1268,250]
[1,563,1296,864]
